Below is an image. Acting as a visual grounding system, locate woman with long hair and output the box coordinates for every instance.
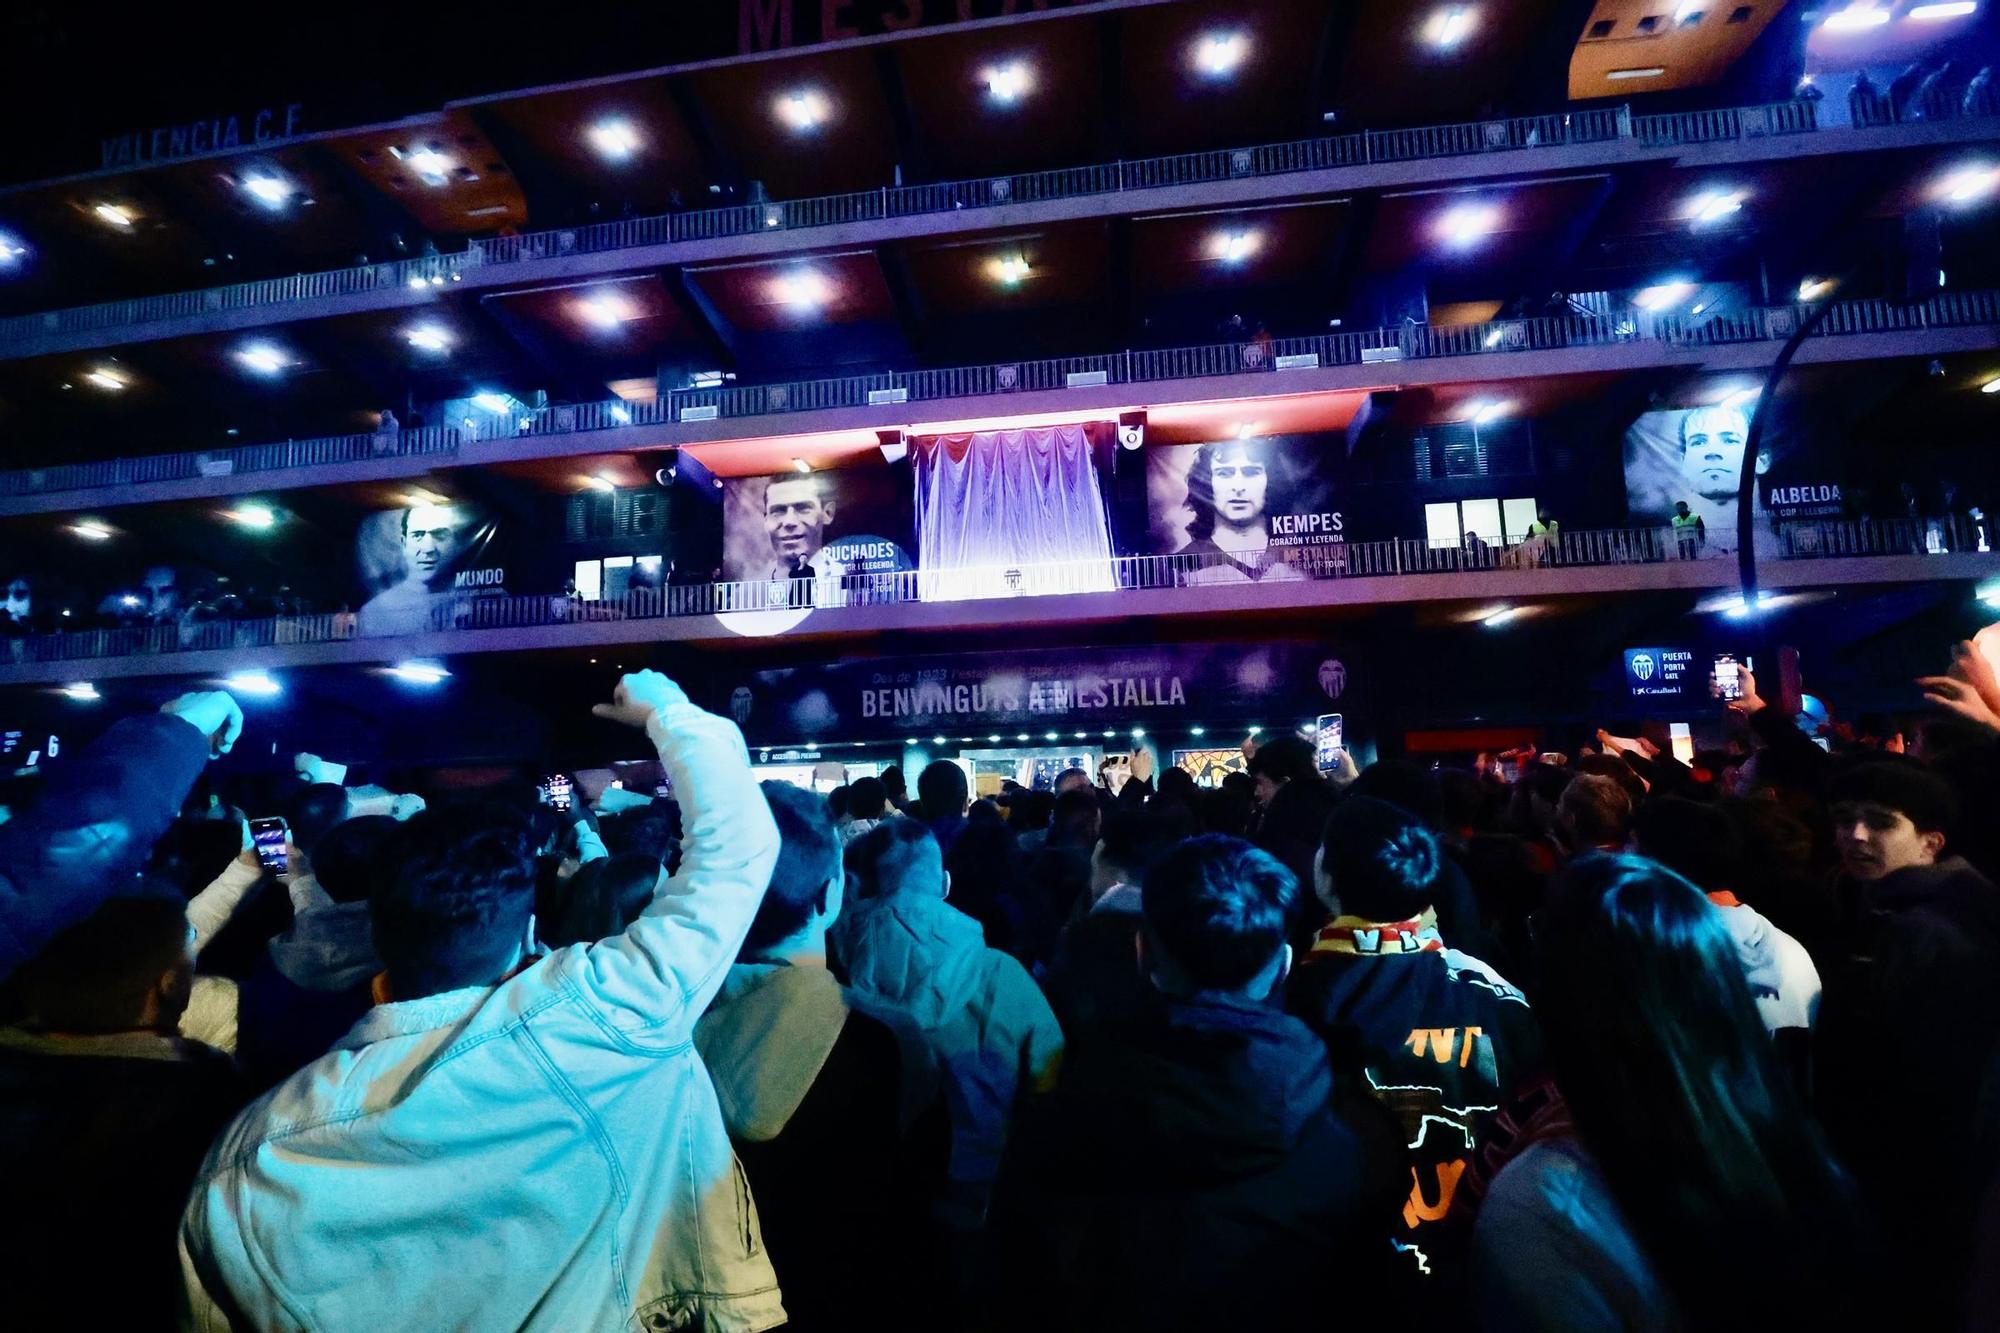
[1472,853,1880,1332]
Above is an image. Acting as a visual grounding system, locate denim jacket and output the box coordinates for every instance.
[179,695,784,1332]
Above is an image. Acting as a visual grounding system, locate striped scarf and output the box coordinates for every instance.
[1309,908,1444,957]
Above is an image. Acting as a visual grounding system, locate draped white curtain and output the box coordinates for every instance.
[914,426,1116,601]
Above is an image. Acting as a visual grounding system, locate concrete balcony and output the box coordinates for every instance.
[2,519,1991,687]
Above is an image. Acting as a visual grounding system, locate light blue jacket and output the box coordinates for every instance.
[179,696,784,1332]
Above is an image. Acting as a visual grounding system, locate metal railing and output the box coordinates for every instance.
[14,91,1972,351]
[2,515,1984,671]
[7,285,2000,504]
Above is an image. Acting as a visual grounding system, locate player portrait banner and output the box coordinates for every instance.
[720,469,915,596]
[715,640,1360,745]
[1146,434,1345,584]
[355,500,504,636]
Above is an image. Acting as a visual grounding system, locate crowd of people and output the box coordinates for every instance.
[3,650,2000,1331]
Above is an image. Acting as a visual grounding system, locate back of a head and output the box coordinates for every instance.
[1534,853,1865,1327]
[371,803,537,1000]
[1053,767,1093,795]
[880,764,907,799]
[746,780,843,953]
[1247,735,1319,786]
[15,892,190,1033]
[847,818,945,902]
[311,815,400,905]
[1049,787,1102,847]
[1631,798,1741,893]
[1560,773,1634,847]
[1348,760,1444,830]
[1157,766,1199,802]
[917,760,969,820]
[286,782,352,858]
[1317,795,1443,922]
[847,776,887,821]
[543,852,663,949]
[1142,835,1296,993]
[1829,755,1958,835]
[1097,810,1185,886]
[1576,753,1647,808]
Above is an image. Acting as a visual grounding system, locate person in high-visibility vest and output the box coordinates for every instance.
[1525,509,1559,565]
[1672,501,1706,558]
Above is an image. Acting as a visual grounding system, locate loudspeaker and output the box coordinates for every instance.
[637,448,680,487]
[878,429,908,465]
[1117,410,1147,451]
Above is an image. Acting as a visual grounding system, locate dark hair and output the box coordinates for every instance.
[826,784,850,821]
[1829,756,1958,834]
[1317,795,1442,921]
[146,818,248,897]
[917,760,969,820]
[1156,766,1199,803]
[541,852,662,948]
[370,804,538,1000]
[312,814,400,905]
[1535,854,1877,1329]
[1142,835,1295,992]
[845,818,944,901]
[1576,753,1646,808]
[968,797,1005,825]
[1631,798,1741,892]
[285,783,351,858]
[15,892,189,1032]
[1183,437,1281,541]
[1052,767,1093,794]
[1348,760,1443,829]
[1049,788,1102,848]
[1246,735,1319,787]
[847,776,887,820]
[1096,811,1183,885]
[1560,773,1633,847]
[746,781,842,954]
[880,765,907,799]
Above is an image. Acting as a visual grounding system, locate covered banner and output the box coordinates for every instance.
[720,468,915,601]
[356,500,505,636]
[717,640,1360,744]
[1146,435,1345,583]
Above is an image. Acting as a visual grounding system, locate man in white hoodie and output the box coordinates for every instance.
[181,672,785,1331]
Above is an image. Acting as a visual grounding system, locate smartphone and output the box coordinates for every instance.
[1711,654,1754,702]
[539,774,574,814]
[249,817,289,874]
[1315,713,1345,771]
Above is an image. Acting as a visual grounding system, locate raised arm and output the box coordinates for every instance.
[0,691,240,979]
[570,672,779,1039]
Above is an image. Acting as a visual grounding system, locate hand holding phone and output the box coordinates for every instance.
[249,817,289,875]
[539,774,575,814]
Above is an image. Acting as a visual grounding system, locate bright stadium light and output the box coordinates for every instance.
[84,367,127,391]
[241,175,295,209]
[60,683,100,701]
[1683,188,1748,226]
[228,504,277,530]
[1635,280,1695,310]
[1935,163,2000,206]
[577,292,636,328]
[224,671,282,697]
[234,342,289,376]
[985,61,1032,104]
[388,661,450,686]
[777,89,831,132]
[587,118,642,160]
[94,203,135,228]
[1435,202,1502,249]
[1193,31,1249,77]
[1821,4,1891,28]
[0,231,27,267]
[1423,5,1478,48]
[1909,2,1978,17]
[404,324,452,353]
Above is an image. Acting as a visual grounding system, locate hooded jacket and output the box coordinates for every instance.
[180,693,787,1333]
[996,994,1399,1331]
[832,888,1062,1220]
[695,964,931,1332]
[235,900,380,1087]
[1288,916,1543,1300]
